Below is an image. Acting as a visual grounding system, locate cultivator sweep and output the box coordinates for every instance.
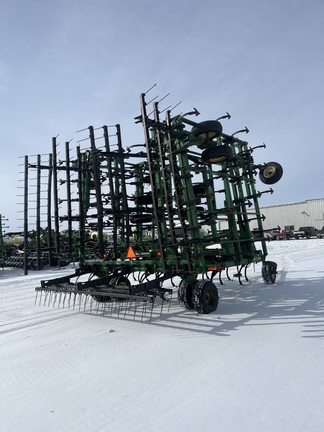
[34,88,283,319]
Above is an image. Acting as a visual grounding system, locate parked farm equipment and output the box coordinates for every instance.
[35,89,283,319]
[0,214,8,268]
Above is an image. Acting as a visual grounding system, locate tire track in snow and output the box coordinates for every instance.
[0,309,80,335]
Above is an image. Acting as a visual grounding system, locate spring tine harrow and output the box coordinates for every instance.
[35,283,164,322]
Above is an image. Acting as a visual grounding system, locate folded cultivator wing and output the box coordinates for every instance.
[34,89,283,320]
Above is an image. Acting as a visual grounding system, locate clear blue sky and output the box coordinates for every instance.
[1,0,323,231]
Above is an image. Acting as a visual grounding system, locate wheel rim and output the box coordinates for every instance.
[193,280,218,314]
[205,288,215,307]
[205,284,219,309]
[199,131,217,140]
[263,165,276,178]
[209,156,226,163]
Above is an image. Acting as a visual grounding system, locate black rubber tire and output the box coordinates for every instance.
[201,145,233,164]
[110,275,131,301]
[89,273,111,303]
[261,261,277,284]
[191,120,223,141]
[130,214,153,223]
[192,183,206,197]
[134,193,153,205]
[91,293,111,303]
[90,274,111,303]
[177,280,194,310]
[192,280,219,314]
[92,275,131,303]
[259,162,283,185]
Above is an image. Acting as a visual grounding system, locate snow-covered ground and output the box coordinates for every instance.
[1,240,324,432]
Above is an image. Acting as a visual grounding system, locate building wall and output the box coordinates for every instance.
[250,198,324,231]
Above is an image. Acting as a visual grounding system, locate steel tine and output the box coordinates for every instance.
[133,299,138,320]
[38,290,43,305]
[145,300,150,319]
[89,296,94,313]
[111,299,116,316]
[149,297,155,322]
[116,301,120,317]
[47,291,53,307]
[141,301,147,321]
[127,299,133,313]
[102,298,108,315]
[117,300,124,318]
[96,298,100,314]
[123,300,128,318]
[68,292,72,309]
[123,300,129,315]
[105,299,111,315]
[160,296,164,315]
[112,299,118,316]
[78,293,83,311]
[117,300,122,317]
[72,293,78,309]
[107,299,112,316]
[112,299,118,315]
[43,291,48,306]
[62,292,68,308]
[52,292,58,308]
[34,291,38,305]
[168,292,172,312]
[109,298,115,316]
[57,292,63,308]
[130,299,136,316]
[83,294,89,311]
[144,300,150,316]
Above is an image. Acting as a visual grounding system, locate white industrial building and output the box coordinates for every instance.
[251,198,324,231]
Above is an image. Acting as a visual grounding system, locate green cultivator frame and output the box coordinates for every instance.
[35,89,283,319]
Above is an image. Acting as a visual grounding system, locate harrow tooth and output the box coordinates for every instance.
[83,294,89,311]
[72,293,78,309]
[160,297,164,315]
[34,291,39,306]
[52,292,58,308]
[167,292,173,312]
[124,301,130,319]
[89,296,94,313]
[67,292,73,309]
[62,292,68,309]
[57,292,63,308]
[78,294,83,311]
[43,291,49,306]
[96,299,101,314]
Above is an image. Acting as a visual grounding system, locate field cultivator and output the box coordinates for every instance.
[33,88,283,319]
